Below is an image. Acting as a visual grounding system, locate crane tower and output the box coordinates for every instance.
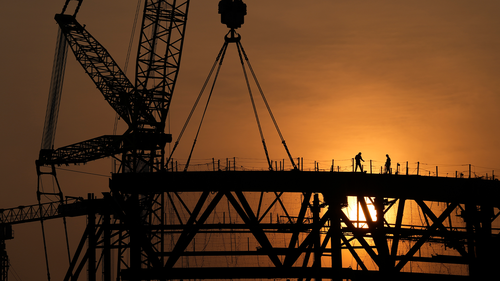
[1,1,499,281]
[35,0,190,279]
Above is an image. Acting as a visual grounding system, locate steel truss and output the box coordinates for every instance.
[55,171,500,281]
[40,0,190,172]
[27,2,500,280]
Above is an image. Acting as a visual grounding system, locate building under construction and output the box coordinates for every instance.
[1,1,499,280]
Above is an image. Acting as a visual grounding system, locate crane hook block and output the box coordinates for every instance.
[218,0,247,29]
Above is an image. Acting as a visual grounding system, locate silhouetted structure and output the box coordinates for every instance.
[1,1,500,281]
[3,171,500,280]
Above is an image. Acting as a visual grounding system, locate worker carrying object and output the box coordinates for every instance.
[219,0,247,29]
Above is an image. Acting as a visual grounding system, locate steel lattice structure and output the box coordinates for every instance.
[1,1,500,281]
[26,171,500,280]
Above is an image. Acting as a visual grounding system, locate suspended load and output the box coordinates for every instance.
[218,0,247,29]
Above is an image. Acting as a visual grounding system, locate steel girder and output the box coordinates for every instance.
[60,171,500,280]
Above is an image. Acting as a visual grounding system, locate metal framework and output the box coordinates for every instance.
[34,171,500,280]
[39,0,189,172]
[1,1,498,280]
[32,2,190,280]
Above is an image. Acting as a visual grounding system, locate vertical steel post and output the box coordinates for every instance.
[103,209,111,281]
[88,194,96,281]
[312,194,321,281]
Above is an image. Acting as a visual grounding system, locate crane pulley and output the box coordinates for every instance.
[219,0,247,29]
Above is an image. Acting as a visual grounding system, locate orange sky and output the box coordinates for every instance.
[1,0,500,279]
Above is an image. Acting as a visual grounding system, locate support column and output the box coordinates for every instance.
[475,204,495,280]
[330,195,343,281]
[103,209,111,281]
[464,203,477,278]
[312,194,322,281]
[88,194,96,281]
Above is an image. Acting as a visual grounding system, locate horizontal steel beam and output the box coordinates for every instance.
[111,171,500,205]
[120,267,470,280]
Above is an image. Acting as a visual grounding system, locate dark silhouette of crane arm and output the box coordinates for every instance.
[54,14,154,126]
[38,1,190,169]
[0,197,86,225]
[37,135,124,166]
[134,0,190,132]
[37,132,172,166]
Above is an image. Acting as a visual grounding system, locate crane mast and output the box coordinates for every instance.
[135,0,189,130]
[31,0,190,279]
[37,1,189,172]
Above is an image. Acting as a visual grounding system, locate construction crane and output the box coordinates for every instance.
[38,0,189,171]
[3,1,500,281]
[33,0,190,280]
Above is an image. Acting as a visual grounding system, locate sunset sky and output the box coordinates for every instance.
[1,0,500,279]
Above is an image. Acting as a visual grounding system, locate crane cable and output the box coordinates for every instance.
[236,37,297,170]
[166,40,229,169]
[38,0,87,278]
[183,41,230,172]
[38,25,71,281]
[234,35,272,171]
[168,30,297,171]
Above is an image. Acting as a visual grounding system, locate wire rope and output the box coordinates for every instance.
[184,42,229,171]
[237,41,297,169]
[38,22,71,280]
[8,261,23,281]
[170,30,297,172]
[55,167,110,177]
[166,41,229,168]
[235,39,272,170]
[39,0,90,275]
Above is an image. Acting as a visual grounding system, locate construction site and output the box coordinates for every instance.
[1,1,500,280]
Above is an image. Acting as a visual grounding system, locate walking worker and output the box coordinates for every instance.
[355,152,364,172]
[385,154,391,174]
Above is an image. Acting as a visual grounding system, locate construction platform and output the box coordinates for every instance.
[111,171,500,206]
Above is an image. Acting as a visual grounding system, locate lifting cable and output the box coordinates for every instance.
[41,28,67,151]
[183,41,230,172]
[235,39,297,170]
[166,40,229,169]
[38,1,86,279]
[38,25,70,281]
[168,29,297,171]
[234,35,272,171]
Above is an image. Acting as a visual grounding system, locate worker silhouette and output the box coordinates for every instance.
[385,154,391,174]
[355,152,364,172]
